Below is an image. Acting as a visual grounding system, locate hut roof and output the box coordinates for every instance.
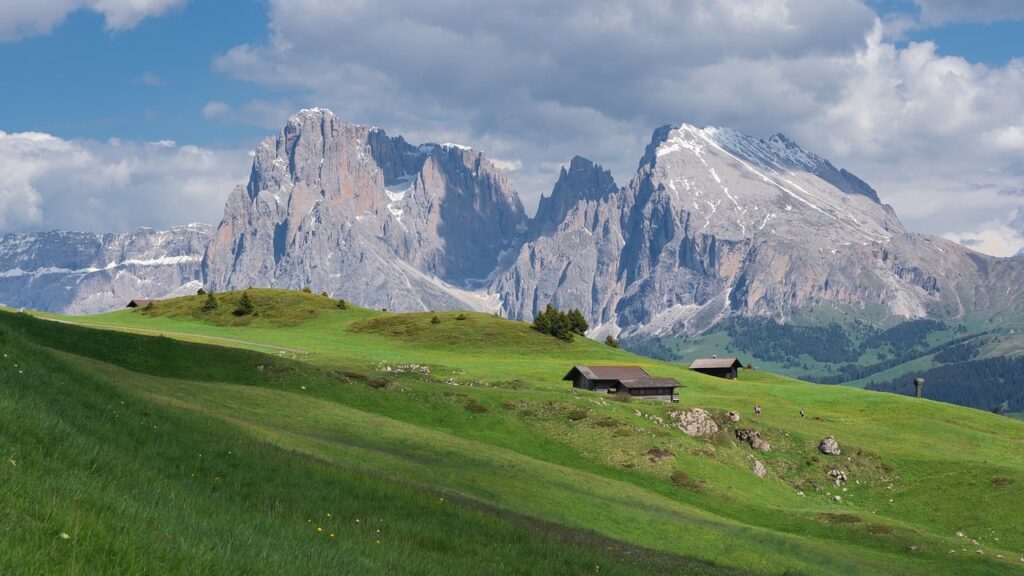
[617,377,681,389]
[562,365,651,381]
[689,358,743,370]
[126,299,158,308]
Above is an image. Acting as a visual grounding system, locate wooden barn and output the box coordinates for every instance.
[562,365,681,402]
[689,357,744,380]
[126,299,158,308]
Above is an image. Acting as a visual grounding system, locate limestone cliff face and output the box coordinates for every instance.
[0,224,210,313]
[491,125,1024,338]
[203,108,526,311]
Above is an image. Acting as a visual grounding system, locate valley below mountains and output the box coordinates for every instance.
[2,108,1022,406]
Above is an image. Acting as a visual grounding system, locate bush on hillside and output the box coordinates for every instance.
[532,304,588,342]
[302,287,312,293]
[143,302,155,311]
[336,299,349,310]
[196,288,206,296]
[567,308,589,335]
[201,291,218,312]
[430,315,442,325]
[456,313,468,321]
[605,335,619,348]
[320,291,329,298]
[233,292,255,316]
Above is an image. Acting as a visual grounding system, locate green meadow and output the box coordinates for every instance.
[3,289,1024,574]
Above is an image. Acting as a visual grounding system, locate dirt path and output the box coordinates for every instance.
[36,316,308,354]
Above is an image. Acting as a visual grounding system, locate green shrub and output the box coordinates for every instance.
[196,288,206,296]
[302,287,312,293]
[320,291,329,298]
[456,313,468,321]
[336,299,349,310]
[201,291,218,312]
[233,291,255,316]
[567,408,589,421]
[430,315,442,325]
[605,335,619,348]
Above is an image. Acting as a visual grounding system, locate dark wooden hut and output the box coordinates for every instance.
[689,357,743,379]
[562,365,680,402]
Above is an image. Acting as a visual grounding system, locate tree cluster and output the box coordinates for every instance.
[532,304,588,342]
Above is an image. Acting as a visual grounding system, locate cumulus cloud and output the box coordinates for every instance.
[912,0,1024,25]
[0,130,249,233]
[0,0,187,41]
[207,0,1024,256]
[200,99,295,129]
[213,0,874,205]
[943,210,1024,257]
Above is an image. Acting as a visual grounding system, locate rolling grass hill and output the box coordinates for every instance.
[4,289,1024,574]
[627,317,1024,411]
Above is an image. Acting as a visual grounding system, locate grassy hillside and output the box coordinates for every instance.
[627,317,1024,408]
[4,289,1024,574]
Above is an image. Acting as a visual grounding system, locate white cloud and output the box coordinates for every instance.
[136,71,165,86]
[943,211,1024,257]
[0,130,249,233]
[201,100,230,119]
[200,99,294,129]
[213,0,875,210]
[0,0,187,41]
[207,0,1024,256]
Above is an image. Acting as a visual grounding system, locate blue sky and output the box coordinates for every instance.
[0,0,273,147]
[1,0,1023,255]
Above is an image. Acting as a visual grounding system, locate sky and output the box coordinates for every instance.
[0,0,1022,256]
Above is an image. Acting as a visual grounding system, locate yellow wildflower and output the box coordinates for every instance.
[59,533,70,540]
[316,527,323,533]
[330,533,336,538]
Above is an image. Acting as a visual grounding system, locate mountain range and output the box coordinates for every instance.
[2,108,1022,400]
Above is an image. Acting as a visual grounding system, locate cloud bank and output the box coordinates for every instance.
[2,0,1022,256]
[0,130,248,233]
[0,0,187,41]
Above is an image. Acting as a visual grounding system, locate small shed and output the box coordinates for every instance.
[126,299,158,308]
[563,365,681,402]
[617,378,681,402]
[689,357,743,380]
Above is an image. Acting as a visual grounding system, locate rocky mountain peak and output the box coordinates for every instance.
[532,156,618,237]
[204,109,526,309]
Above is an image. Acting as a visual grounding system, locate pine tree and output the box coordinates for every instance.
[201,291,218,312]
[568,308,589,335]
[233,291,255,316]
[532,304,554,335]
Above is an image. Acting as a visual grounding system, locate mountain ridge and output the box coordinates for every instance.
[2,108,1021,344]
